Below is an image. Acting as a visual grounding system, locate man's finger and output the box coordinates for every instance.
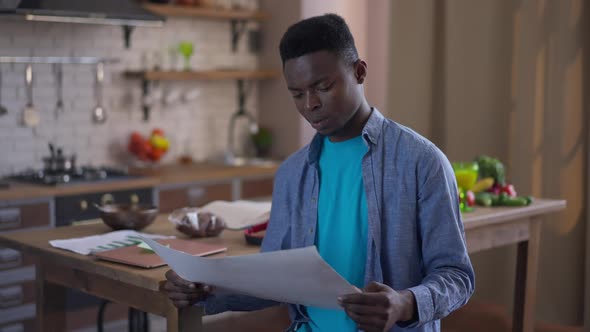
[163,282,201,294]
[172,300,190,308]
[165,270,195,287]
[344,303,387,316]
[364,281,386,293]
[340,292,388,306]
[357,324,382,332]
[167,291,200,302]
[345,308,385,326]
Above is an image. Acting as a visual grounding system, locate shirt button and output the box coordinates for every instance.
[311,197,316,203]
[309,228,314,234]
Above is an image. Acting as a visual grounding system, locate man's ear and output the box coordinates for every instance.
[354,59,368,84]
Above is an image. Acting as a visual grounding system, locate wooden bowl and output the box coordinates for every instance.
[98,204,158,231]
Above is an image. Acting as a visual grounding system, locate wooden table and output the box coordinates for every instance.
[462,198,566,332]
[0,198,565,332]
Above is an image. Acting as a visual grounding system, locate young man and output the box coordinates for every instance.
[164,14,474,332]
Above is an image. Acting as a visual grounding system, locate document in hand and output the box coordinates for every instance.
[142,237,358,309]
[200,200,271,230]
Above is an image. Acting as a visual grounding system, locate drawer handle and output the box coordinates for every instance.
[0,208,20,230]
[130,194,139,204]
[101,193,114,205]
[0,285,23,308]
[0,249,22,270]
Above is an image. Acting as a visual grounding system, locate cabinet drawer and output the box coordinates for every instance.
[0,321,30,332]
[0,283,34,309]
[0,249,21,271]
[0,249,37,272]
[0,202,51,231]
[0,266,35,287]
[158,183,232,213]
[0,303,35,326]
[241,178,274,199]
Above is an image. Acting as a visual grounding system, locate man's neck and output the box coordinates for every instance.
[328,100,372,142]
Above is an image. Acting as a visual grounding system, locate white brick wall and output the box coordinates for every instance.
[0,9,261,176]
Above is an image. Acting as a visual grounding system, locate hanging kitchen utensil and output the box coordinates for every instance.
[0,67,7,116]
[22,64,40,134]
[53,63,64,120]
[92,62,107,124]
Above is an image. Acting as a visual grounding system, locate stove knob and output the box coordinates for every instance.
[80,200,88,211]
[101,194,114,206]
[130,194,139,204]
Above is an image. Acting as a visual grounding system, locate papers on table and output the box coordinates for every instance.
[49,230,174,255]
[199,200,271,230]
[141,237,358,309]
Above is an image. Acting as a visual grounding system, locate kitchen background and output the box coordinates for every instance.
[0,1,260,176]
[0,0,588,331]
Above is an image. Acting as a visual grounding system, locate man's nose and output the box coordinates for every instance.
[304,91,321,112]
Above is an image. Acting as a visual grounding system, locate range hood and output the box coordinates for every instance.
[0,0,165,27]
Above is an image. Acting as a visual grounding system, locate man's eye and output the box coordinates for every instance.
[292,93,303,99]
[317,83,333,92]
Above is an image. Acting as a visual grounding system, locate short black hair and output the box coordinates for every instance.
[279,14,359,65]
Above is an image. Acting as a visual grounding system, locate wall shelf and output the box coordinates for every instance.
[143,4,267,51]
[142,4,269,21]
[124,69,279,121]
[124,69,279,81]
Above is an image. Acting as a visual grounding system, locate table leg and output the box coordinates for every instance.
[36,263,67,332]
[166,304,204,332]
[513,218,541,332]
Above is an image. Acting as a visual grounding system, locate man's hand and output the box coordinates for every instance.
[339,281,416,332]
[163,270,214,308]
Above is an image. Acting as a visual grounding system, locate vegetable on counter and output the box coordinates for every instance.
[475,155,506,187]
[471,177,495,193]
[466,191,476,207]
[474,192,533,207]
[128,128,170,162]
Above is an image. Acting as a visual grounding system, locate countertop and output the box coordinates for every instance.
[128,163,279,185]
[0,163,279,202]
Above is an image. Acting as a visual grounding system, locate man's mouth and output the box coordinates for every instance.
[311,117,328,130]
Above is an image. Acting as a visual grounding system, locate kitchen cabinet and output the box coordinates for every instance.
[0,197,50,330]
[241,177,273,199]
[0,199,52,231]
[157,176,274,213]
[158,181,233,213]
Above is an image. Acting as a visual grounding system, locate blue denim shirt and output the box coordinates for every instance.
[204,109,475,331]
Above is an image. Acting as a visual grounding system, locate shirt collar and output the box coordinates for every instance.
[307,107,385,165]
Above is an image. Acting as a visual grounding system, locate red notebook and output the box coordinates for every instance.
[93,238,227,268]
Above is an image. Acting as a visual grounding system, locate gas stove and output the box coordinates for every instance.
[8,166,135,186]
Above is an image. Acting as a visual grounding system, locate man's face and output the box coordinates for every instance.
[283,51,363,138]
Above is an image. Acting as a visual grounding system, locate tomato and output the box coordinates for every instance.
[466,191,476,207]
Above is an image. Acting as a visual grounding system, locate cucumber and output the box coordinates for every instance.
[502,196,529,207]
[474,192,493,207]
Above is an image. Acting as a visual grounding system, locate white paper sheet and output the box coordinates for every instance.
[142,237,358,309]
[49,230,174,255]
[199,200,271,230]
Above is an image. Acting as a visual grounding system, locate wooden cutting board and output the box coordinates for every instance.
[93,238,227,268]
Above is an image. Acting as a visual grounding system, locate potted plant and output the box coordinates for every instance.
[251,127,272,158]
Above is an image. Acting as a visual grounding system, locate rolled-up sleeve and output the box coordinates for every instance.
[405,146,475,327]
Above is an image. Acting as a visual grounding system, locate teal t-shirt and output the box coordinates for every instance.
[305,135,369,331]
